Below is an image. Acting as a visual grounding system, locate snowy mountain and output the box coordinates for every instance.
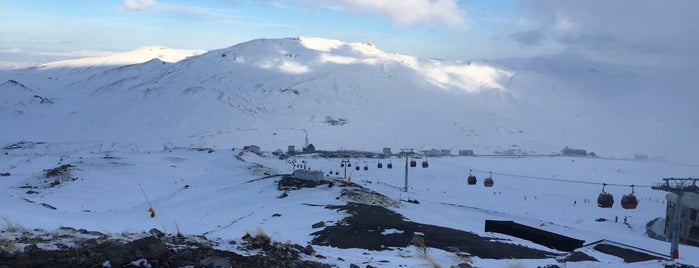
[1,37,699,267]
[1,37,695,163]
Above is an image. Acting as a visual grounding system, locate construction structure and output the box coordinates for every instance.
[664,191,699,246]
[485,220,584,252]
[291,169,324,183]
[652,178,699,259]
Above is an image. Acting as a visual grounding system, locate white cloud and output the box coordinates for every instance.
[124,0,157,11]
[512,0,699,66]
[1,48,23,54]
[3,48,117,58]
[260,0,467,27]
[41,50,118,58]
[339,0,466,27]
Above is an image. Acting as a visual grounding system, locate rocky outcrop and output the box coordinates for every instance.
[0,228,330,268]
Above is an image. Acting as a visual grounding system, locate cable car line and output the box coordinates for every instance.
[427,158,653,188]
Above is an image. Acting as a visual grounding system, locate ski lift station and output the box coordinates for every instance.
[292,169,324,183]
[664,191,699,246]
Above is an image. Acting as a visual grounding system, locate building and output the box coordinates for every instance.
[561,146,587,156]
[422,149,452,157]
[634,154,649,160]
[292,169,324,183]
[459,150,474,156]
[664,192,699,246]
[423,149,442,157]
[303,143,316,153]
[243,145,261,154]
[382,148,392,155]
[287,145,295,154]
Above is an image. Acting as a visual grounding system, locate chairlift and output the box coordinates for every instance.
[467,170,477,185]
[484,172,494,187]
[597,183,614,208]
[410,159,417,167]
[621,185,638,209]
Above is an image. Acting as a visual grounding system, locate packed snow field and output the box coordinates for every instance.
[1,143,698,267]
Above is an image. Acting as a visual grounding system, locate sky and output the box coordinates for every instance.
[1,0,698,69]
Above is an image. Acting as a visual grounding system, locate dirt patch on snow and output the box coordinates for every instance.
[311,202,560,260]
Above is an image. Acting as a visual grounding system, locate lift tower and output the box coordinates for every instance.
[399,149,416,192]
[652,178,699,260]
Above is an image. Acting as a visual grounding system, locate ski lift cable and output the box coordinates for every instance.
[427,158,653,188]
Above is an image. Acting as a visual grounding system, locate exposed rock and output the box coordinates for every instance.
[303,245,315,255]
[312,221,325,229]
[0,227,331,268]
[149,228,165,238]
[200,256,231,268]
[312,203,554,259]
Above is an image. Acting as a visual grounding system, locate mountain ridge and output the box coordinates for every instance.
[0,37,695,163]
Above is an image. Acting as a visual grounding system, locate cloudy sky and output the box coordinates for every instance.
[1,0,697,67]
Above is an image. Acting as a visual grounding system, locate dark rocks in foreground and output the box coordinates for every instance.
[0,228,330,268]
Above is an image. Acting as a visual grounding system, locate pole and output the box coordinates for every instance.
[404,152,409,192]
[401,149,413,192]
[671,192,682,259]
[138,184,152,208]
[341,159,350,181]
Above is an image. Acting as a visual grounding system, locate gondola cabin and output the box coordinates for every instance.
[621,194,638,209]
[467,170,477,185]
[484,172,494,187]
[387,163,393,169]
[377,162,383,168]
[410,160,417,167]
[598,193,614,208]
[620,185,638,209]
[467,175,477,185]
[597,184,614,208]
[363,165,368,171]
[421,161,428,168]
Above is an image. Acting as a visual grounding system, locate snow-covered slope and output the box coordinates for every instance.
[0,37,696,163]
